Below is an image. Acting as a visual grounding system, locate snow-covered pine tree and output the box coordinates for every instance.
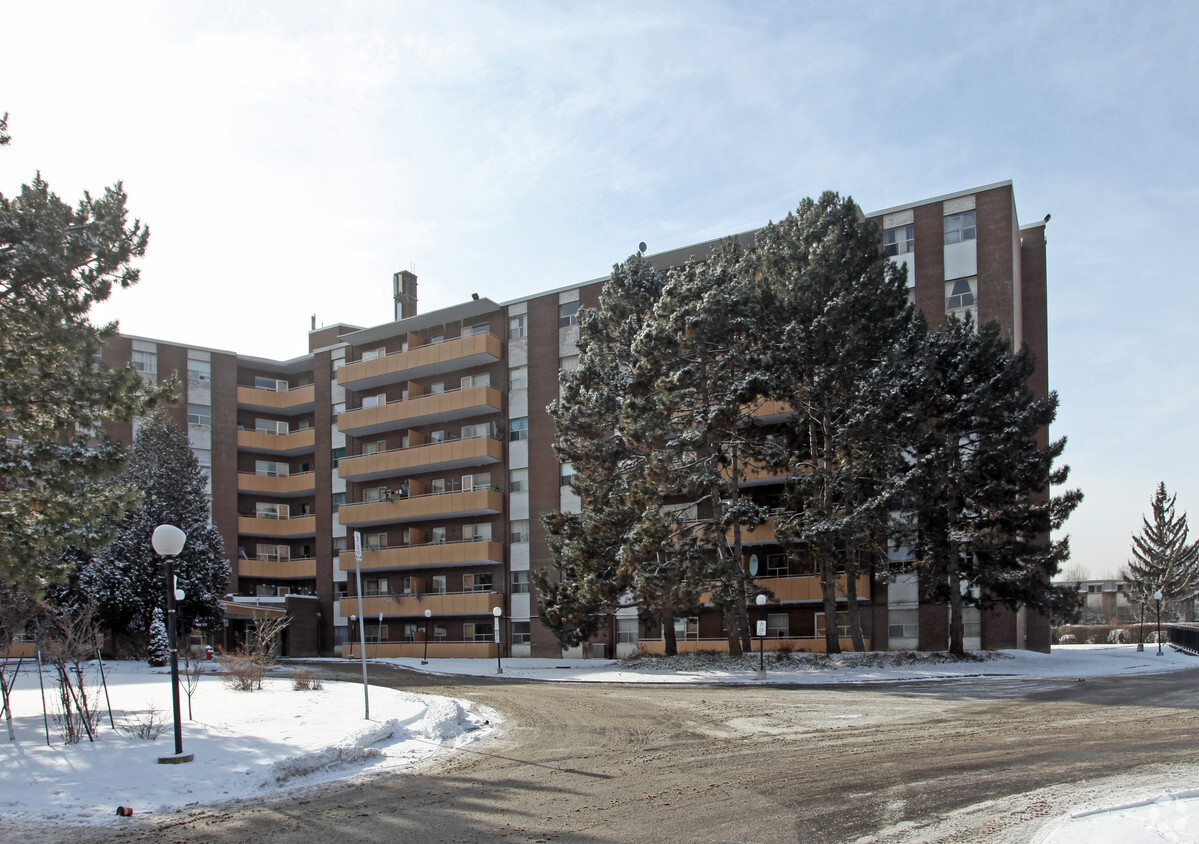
[911,316,1082,654]
[754,192,925,653]
[147,606,169,667]
[1124,483,1199,620]
[82,410,229,650]
[0,125,175,594]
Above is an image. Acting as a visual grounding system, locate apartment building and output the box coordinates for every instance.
[105,180,1053,657]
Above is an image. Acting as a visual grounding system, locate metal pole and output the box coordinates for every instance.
[1138,599,1145,652]
[166,558,184,755]
[353,532,369,719]
[1157,596,1163,656]
[422,610,431,665]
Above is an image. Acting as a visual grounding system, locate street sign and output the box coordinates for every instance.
[756,620,767,637]
[493,616,501,643]
[353,530,362,562]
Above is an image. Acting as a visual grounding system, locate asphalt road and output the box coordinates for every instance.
[63,663,1199,844]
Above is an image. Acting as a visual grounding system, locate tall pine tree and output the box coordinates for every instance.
[0,119,174,594]
[1124,483,1198,619]
[911,316,1081,654]
[82,410,229,648]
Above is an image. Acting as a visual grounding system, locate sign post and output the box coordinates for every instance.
[353,531,370,719]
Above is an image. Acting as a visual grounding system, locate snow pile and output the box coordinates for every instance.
[0,661,493,830]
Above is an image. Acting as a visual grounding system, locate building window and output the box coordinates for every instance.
[430,526,447,544]
[256,502,289,519]
[462,472,491,492]
[510,313,527,339]
[943,211,977,245]
[430,575,447,595]
[332,446,345,467]
[254,376,287,391]
[187,359,211,381]
[461,372,490,390]
[509,417,529,442]
[673,617,699,641]
[361,440,385,456]
[464,522,492,542]
[888,609,919,639]
[509,468,529,493]
[617,618,639,644]
[364,532,386,551]
[464,623,493,643]
[430,381,445,395]
[430,478,446,495]
[461,422,489,440]
[512,571,530,594]
[463,572,493,593]
[430,430,446,443]
[332,402,345,419]
[559,301,580,328]
[132,350,157,376]
[432,624,448,641]
[511,622,531,645]
[510,519,530,544]
[469,322,490,336]
[332,492,345,511]
[255,460,287,477]
[766,613,789,638]
[362,577,388,598]
[766,553,788,576]
[816,611,851,639]
[559,462,575,487]
[945,277,977,319]
[359,347,384,362]
[509,365,528,390]
[884,224,914,256]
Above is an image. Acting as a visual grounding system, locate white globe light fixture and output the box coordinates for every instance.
[152,524,190,764]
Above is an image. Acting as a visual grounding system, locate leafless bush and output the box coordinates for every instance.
[292,669,323,690]
[40,602,103,743]
[116,703,166,740]
[218,651,267,691]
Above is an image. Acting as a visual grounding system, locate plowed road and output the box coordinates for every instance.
[69,664,1199,843]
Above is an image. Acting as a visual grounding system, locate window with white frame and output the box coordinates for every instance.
[256,502,289,519]
[461,372,490,389]
[884,224,915,256]
[332,491,345,510]
[559,462,575,487]
[256,418,288,435]
[511,621,531,644]
[766,613,789,638]
[430,381,445,394]
[888,608,919,639]
[430,575,447,595]
[509,417,529,442]
[463,572,493,592]
[559,301,580,328]
[511,570,529,594]
[461,422,489,440]
[364,532,386,550]
[359,347,384,362]
[509,313,527,339]
[509,468,529,493]
[255,543,290,562]
[132,350,157,376]
[254,376,287,391]
[509,365,528,390]
[362,577,388,598]
[510,519,530,543]
[361,440,385,456]
[766,553,788,576]
[469,322,490,336]
[187,359,211,381]
[672,616,699,641]
[430,478,446,494]
[464,522,492,542]
[401,623,419,642]
[815,611,851,639]
[430,526,447,544]
[187,404,211,426]
[945,277,978,319]
[362,486,387,502]
[462,472,491,492]
[464,622,492,643]
[255,460,287,477]
[193,448,212,471]
[943,211,977,244]
[617,618,639,644]
[430,430,446,443]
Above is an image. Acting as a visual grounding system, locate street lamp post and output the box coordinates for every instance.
[755,594,767,681]
[1154,589,1164,656]
[1138,596,1146,652]
[493,606,503,675]
[422,609,432,665]
[349,615,356,658]
[152,524,192,764]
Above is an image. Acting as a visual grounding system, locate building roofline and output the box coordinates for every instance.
[865,180,1014,219]
[340,297,502,346]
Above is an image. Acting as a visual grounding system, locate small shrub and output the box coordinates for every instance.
[219,651,267,691]
[117,704,166,740]
[292,669,324,691]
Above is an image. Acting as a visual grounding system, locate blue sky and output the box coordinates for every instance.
[2,1,1196,580]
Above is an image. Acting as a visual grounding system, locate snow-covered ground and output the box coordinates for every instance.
[0,659,495,830]
[1,644,1195,841]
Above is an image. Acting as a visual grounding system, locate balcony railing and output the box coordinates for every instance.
[339,539,504,571]
[236,427,316,455]
[337,434,502,481]
[237,471,317,496]
[338,333,502,390]
[338,385,502,436]
[338,487,503,528]
[339,641,499,659]
[238,557,318,579]
[236,383,316,414]
[237,514,317,538]
[337,590,499,617]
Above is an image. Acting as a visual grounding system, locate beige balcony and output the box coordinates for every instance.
[340,641,498,659]
[238,557,318,580]
[338,333,503,390]
[338,386,502,437]
[236,384,315,415]
[237,514,317,538]
[338,591,499,618]
[237,471,316,496]
[237,427,316,456]
[748,399,794,423]
[754,574,872,603]
[338,436,503,482]
[728,516,779,546]
[721,459,786,487]
[339,539,504,572]
[339,488,503,528]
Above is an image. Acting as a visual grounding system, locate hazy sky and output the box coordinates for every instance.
[2,1,1196,580]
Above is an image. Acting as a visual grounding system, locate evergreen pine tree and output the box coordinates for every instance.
[754,192,925,652]
[0,122,174,594]
[1124,483,1199,619]
[81,410,229,648]
[147,606,169,667]
[912,316,1082,654]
